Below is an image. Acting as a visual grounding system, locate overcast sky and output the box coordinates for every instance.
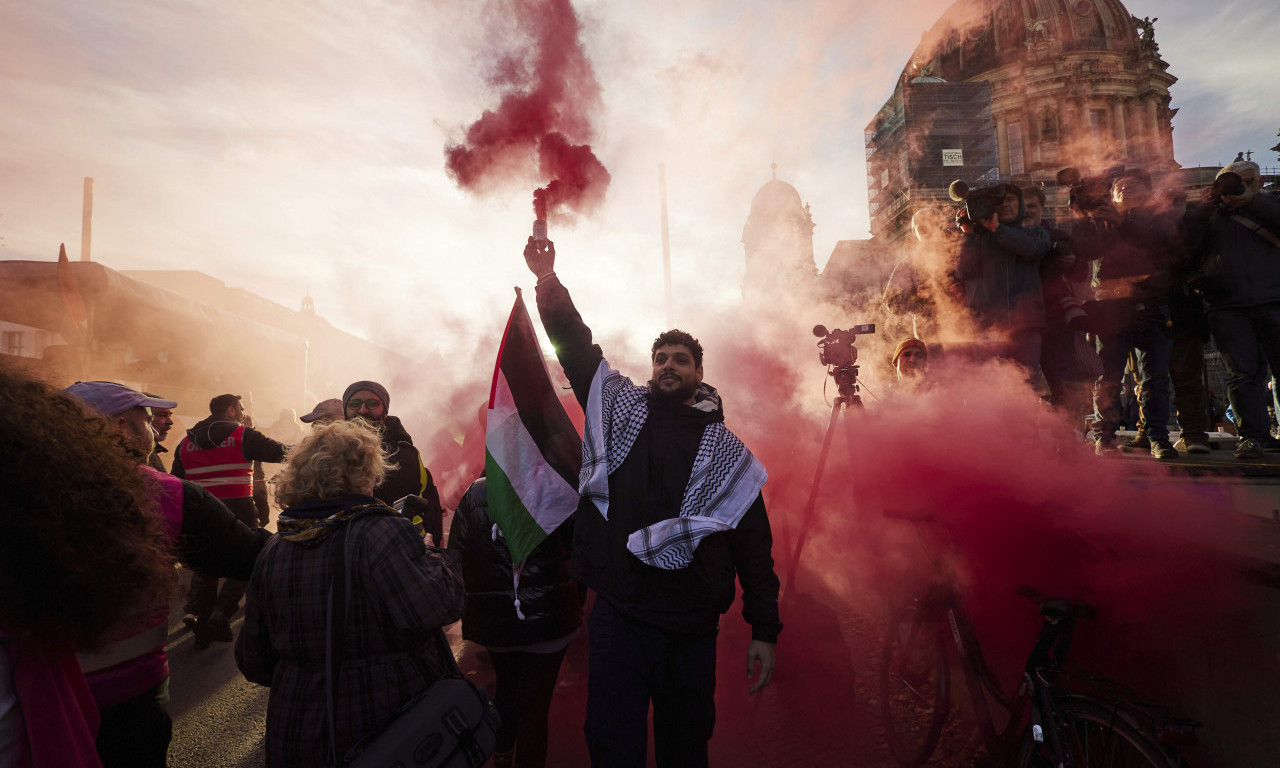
[1,0,1277,358]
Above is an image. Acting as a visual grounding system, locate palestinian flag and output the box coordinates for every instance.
[486,291,581,565]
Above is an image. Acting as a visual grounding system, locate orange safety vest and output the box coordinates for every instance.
[177,424,253,499]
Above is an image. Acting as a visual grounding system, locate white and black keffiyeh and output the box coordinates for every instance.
[580,359,768,570]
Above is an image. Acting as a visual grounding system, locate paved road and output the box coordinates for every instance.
[159,578,932,768]
[165,583,267,768]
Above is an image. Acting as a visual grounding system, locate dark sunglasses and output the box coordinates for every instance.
[346,398,383,410]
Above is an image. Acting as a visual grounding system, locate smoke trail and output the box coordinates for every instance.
[444,0,610,221]
[694,309,1275,767]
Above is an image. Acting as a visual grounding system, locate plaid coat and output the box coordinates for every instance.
[235,504,465,767]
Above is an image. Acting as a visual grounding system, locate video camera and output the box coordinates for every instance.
[948,180,1014,224]
[1210,171,1247,201]
[813,324,875,368]
[1056,165,1128,216]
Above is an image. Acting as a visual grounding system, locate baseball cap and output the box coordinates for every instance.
[299,398,344,423]
[64,381,178,417]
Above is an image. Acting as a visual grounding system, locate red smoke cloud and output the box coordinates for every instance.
[422,292,1279,765]
[707,345,1276,768]
[523,307,1277,765]
[445,0,610,221]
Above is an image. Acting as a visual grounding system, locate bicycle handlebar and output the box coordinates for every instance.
[1016,585,1098,620]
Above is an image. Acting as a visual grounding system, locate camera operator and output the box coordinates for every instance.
[1071,172,1186,459]
[950,184,1052,379]
[1186,160,1280,459]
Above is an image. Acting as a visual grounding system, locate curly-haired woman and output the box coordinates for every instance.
[0,369,175,768]
[235,419,465,768]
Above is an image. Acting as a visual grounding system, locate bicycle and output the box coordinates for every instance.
[878,508,1200,767]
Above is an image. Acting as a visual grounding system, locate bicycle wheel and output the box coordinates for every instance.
[879,605,950,768]
[1017,695,1174,768]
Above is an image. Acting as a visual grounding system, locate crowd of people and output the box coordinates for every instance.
[5,159,1275,768]
[882,159,1280,461]
[0,235,781,768]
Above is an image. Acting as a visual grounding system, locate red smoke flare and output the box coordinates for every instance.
[445,0,610,221]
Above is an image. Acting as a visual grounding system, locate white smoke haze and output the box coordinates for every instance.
[2,0,1273,481]
[2,0,1273,370]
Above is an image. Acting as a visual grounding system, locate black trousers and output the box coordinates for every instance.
[1208,303,1280,442]
[584,598,717,768]
[490,646,568,768]
[96,678,171,768]
[1169,330,1210,440]
[184,496,256,620]
[184,574,248,621]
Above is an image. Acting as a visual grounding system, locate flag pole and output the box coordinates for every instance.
[659,164,674,329]
[80,178,94,262]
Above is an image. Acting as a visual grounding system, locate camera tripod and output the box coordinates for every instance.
[783,363,864,595]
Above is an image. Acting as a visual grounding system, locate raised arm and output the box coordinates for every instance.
[525,238,605,407]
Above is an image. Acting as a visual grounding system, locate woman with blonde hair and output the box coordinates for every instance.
[235,420,464,767]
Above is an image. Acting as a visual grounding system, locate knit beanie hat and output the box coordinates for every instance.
[891,338,928,367]
[342,380,390,412]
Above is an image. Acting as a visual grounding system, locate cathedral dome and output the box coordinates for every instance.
[909,0,1144,82]
[741,166,817,301]
[749,178,804,220]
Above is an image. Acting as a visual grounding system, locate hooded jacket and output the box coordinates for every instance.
[171,416,287,525]
[535,274,782,643]
[174,416,288,462]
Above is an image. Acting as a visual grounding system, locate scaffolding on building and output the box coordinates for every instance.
[865,79,998,245]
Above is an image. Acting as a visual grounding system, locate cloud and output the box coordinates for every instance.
[1130,0,1280,166]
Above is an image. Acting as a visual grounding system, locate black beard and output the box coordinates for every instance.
[647,378,698,404]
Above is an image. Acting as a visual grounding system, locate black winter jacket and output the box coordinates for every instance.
[447,478,580,648]
[173,477,270,577]
[369,416,437,505]
[1187,193,1280,310]
[362,416,446,542]
[1072,208,1186,305]
[535,274,782,643]
[954,224,1051,330]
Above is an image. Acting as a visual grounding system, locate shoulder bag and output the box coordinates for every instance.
[325,509,499,768]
